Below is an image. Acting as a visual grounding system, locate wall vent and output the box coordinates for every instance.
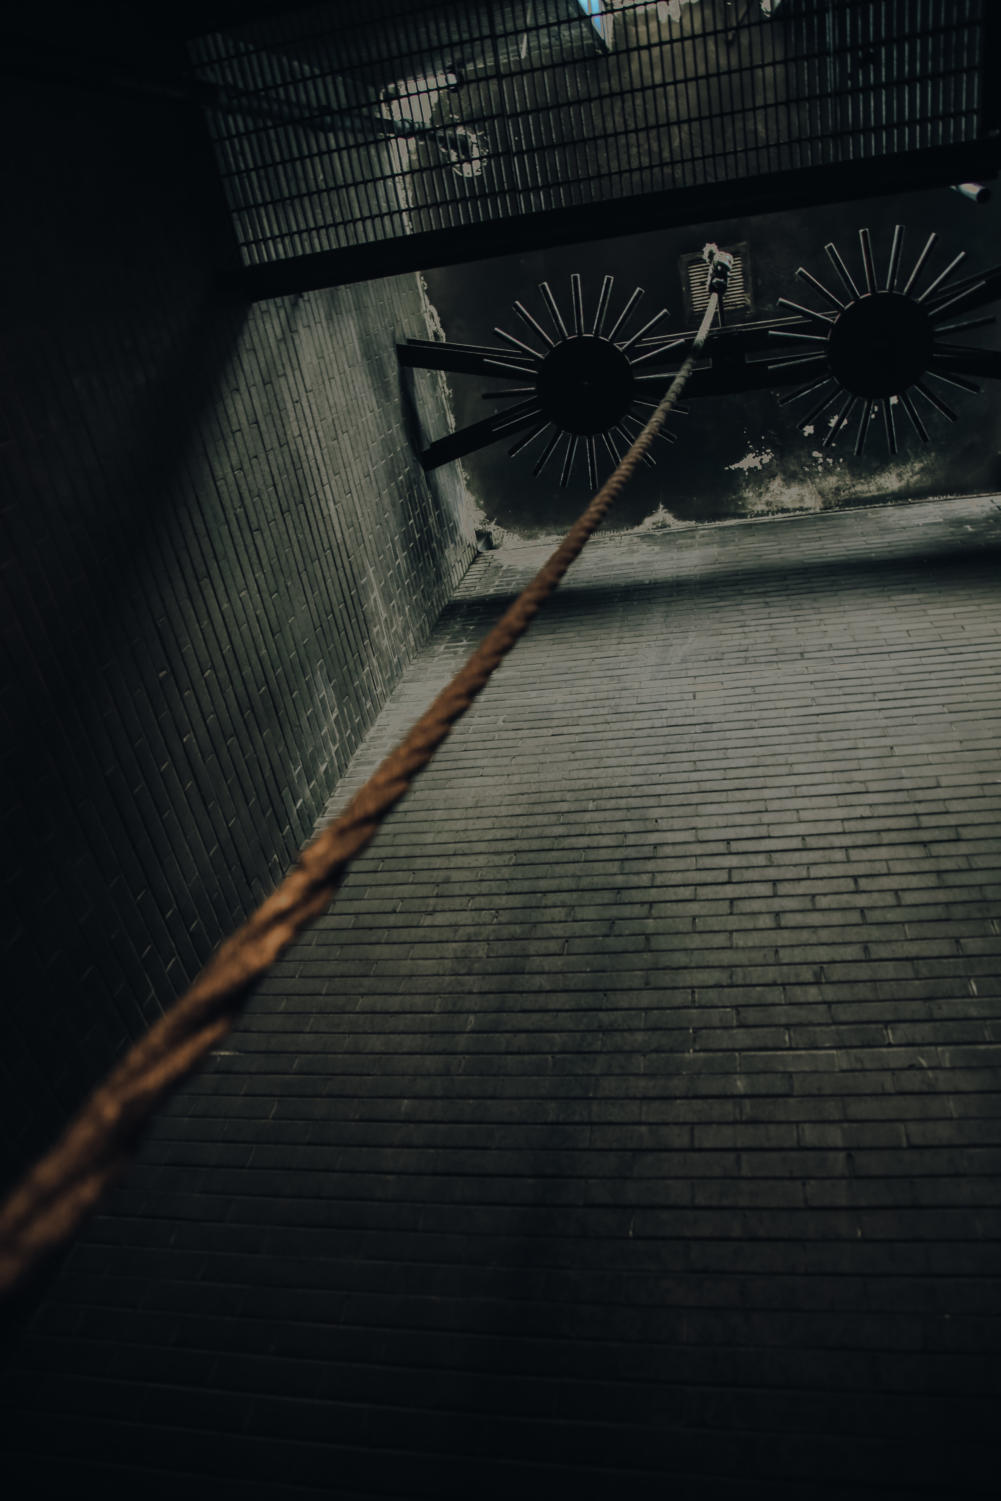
[680,244,752,323]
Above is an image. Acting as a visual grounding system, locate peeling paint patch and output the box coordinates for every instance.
[727,447,775,472]
[739,451,942,517]
[738,473,826,516]
[635,502,687,531]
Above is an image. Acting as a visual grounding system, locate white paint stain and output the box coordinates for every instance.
[635,502,686,531]
[738,450,940,517]
[727,448,775,472]
[738,473,826,516]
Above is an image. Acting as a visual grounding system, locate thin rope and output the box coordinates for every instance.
[0,292,720,1300]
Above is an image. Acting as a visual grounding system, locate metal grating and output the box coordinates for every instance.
[681,244,751,319]
[187,0,996,291]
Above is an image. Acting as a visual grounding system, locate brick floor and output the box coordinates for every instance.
[3,495,1000,1498]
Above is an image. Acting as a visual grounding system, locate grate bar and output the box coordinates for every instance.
[191,1,993,282]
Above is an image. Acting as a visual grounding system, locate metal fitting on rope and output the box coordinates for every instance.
[702,242,734,324]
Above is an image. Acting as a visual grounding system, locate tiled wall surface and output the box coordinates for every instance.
[4,495,999,1498]
[0,70,474,1193]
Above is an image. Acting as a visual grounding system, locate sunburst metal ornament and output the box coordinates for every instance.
[767,226,997,455]
[401,275,691,487]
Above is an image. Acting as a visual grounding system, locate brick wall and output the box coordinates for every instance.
[3,495,999,1497]
[0,68,475,1192]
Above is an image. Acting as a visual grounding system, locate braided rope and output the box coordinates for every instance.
[0,293,719,1299]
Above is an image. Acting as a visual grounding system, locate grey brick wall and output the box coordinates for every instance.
[4,495,999,1498]
[0,71,474,1192]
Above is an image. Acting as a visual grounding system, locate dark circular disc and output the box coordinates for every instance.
[535,335,635,435]
[826,292,934,398]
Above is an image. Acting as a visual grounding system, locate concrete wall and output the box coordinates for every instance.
[0,64,475,1192]
[3,495,999,1497]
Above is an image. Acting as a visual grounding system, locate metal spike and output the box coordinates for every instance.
[926,367,981,394]
[777,297,835,327]
[592,275,614,336]
[854,399,874,456]
[612,423,656,468]
[480,387,536,399]
[619,307,671,352]
[885,225,905,292]
[897,390,928,443]
[606,287,644,343]
[932,314,996,335]
[624,411,675,447]
[513,300,554,348]
[932,342,996,362]
[405,337,527,360]
[778,375,835,407]
[901,232,938,298]
[628,337,687,368]
[765,351,828,368]
[420,400,543,471]
[539,281,570,340]
[602,429,622,464]
[571,274,584,336]
[927,280,987,323]
[916,250,967,303]
[859,228,876,294]
[493,326,543,360]
[914,381,958,422]
[483,357,542,377]
[532,427,565,477]
[822,391,857,448]
[493,404,543,435]
[767,328,830,344]
[800,385,843,431]
[825,242,862,300]
[559,434,579,487]
[508,423,551,458]
[585,435,598,492]
[765,354,828,374]
[795,266,845,311]
[633,398,689,415]
[881,397,898,456]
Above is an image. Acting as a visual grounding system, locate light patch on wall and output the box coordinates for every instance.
[727,447,775,472]
[417,273,459,437]
[738,472,827,516]
[831,455,942,502]
[634,502,688,531]
[739,450,941,517]
[658,0,701,23]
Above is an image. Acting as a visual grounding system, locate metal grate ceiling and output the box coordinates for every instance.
[186,0,998,294]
